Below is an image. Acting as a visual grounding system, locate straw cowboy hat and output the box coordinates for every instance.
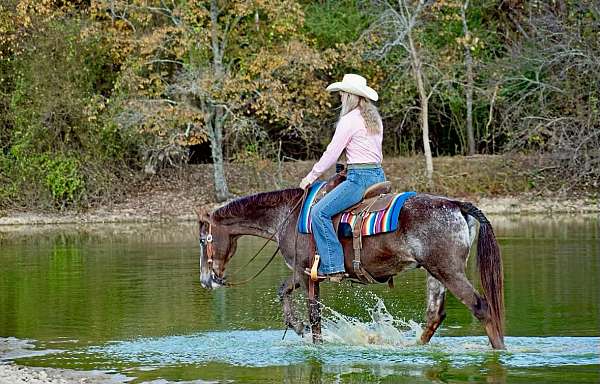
[326,73,378,101]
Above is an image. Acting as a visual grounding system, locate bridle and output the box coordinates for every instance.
[200,191,307,287]
[200,222,227,286]
[205,223,215,265]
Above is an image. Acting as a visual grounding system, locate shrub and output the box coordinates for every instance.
[2,19,144,209]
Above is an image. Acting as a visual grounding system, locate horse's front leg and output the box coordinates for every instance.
[306,277,322,343]
[278,273,308,336]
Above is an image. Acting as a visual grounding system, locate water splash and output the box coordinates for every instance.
[79,331,600,369]
[25,297,596,372]
[320,298,423,346]
[75,296,599,370]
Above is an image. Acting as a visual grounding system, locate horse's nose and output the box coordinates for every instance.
[200,275,213,290]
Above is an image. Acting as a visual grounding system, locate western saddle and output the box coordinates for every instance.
[309,170,395,284]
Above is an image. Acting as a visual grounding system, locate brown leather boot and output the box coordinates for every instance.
[303,268,346,283]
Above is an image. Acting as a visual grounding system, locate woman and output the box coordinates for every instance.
[299,74,386,281]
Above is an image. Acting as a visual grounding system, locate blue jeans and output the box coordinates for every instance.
[310,166,386,274]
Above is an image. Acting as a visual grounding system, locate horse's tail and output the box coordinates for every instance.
[456,201,504,345]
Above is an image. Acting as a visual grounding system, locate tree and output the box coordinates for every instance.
[493,1,600,191]
[461,0,475,155]
[170,0,321,201]
[366,0,435,183]
[93,0,331,202]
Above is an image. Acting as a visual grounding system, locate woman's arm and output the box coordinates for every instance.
[302,119,354,185]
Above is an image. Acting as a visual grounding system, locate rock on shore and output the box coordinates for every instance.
[0,363,128,384]
[0,338,128,384]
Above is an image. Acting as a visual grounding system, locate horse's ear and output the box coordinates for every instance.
[195,207,211,223]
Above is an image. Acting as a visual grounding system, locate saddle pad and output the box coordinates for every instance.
[298,181,416,235]
[340,191,416,236]
[297,181,327,233]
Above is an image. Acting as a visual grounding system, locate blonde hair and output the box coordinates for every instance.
[340,92,382,135]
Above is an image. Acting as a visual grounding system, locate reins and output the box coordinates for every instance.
[225,245,282,287]
[211,190,307,287]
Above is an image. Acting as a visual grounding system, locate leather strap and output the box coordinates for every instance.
[351,197,379,284]
[352,212,365,280]
[206,224,214,264]
[308,233,318,304]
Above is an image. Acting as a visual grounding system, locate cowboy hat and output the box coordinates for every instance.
[326,73,378,101]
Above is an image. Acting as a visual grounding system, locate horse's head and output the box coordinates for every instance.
[196,207,238,290]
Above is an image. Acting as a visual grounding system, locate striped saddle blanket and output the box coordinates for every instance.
[298,181,416,236]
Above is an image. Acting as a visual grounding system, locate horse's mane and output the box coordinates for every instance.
[212,188,304,222]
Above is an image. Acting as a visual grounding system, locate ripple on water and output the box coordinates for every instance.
[86,331,599,369]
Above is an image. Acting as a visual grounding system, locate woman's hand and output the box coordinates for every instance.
[299,178,311,190]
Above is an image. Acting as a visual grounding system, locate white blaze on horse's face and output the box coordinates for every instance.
[199,220,230,289]
[199,221,217,289]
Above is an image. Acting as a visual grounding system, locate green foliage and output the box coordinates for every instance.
[42,155,85,204]
[6,152,85,206]
[1,17,144,209]
[303,0,372,49]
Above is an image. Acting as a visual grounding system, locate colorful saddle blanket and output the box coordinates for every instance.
[298,181,416,236]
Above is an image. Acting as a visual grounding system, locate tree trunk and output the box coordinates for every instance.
[462,0,476,155]
[210,108,231,202]
[209,0,230,202]
[408,33,434,184]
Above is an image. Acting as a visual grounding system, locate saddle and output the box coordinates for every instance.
[299,169,416,284]
[341,181,394,284]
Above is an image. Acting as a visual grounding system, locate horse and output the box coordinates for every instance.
[196,177,505,350]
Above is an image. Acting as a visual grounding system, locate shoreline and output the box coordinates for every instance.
[0,195,597,226]
[2,156,598,226]
[0,338,128,384]
[0,363,129,384]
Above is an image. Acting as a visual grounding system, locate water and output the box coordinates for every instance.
[0,216,598,383]
[320,299,424,346]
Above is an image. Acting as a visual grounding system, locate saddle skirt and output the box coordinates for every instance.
[298,181,416,236]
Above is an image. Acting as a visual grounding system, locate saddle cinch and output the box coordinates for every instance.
[298,172,416,284]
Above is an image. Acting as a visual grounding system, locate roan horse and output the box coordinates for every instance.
[196,175,505,350]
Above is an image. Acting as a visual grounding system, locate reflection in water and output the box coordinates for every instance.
[482,354,507,384]
[307,358,322,384]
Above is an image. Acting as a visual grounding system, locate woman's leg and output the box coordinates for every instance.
[310,167,387,275]
[310,179,364,274]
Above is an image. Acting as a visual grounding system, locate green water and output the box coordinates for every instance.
[0,216,598,383]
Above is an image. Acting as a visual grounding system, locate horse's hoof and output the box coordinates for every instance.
[290,323,309,336]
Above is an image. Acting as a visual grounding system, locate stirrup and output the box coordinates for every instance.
[303,268,348,283]
[310,254,321,281]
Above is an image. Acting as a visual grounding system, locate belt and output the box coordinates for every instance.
[347,163,381,169]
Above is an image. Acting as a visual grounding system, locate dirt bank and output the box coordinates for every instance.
[0,156,597,225]
[0,194,597,226]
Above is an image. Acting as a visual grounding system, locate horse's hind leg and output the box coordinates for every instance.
[278,273,307,336]
[430,269,504,349]
[420,273,446,344]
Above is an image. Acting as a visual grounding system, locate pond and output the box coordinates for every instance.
[0,215,598,383]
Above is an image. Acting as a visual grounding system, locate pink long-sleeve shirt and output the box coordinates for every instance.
[304,108,383,184]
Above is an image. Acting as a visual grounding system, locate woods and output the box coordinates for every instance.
[0,0,598,208]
